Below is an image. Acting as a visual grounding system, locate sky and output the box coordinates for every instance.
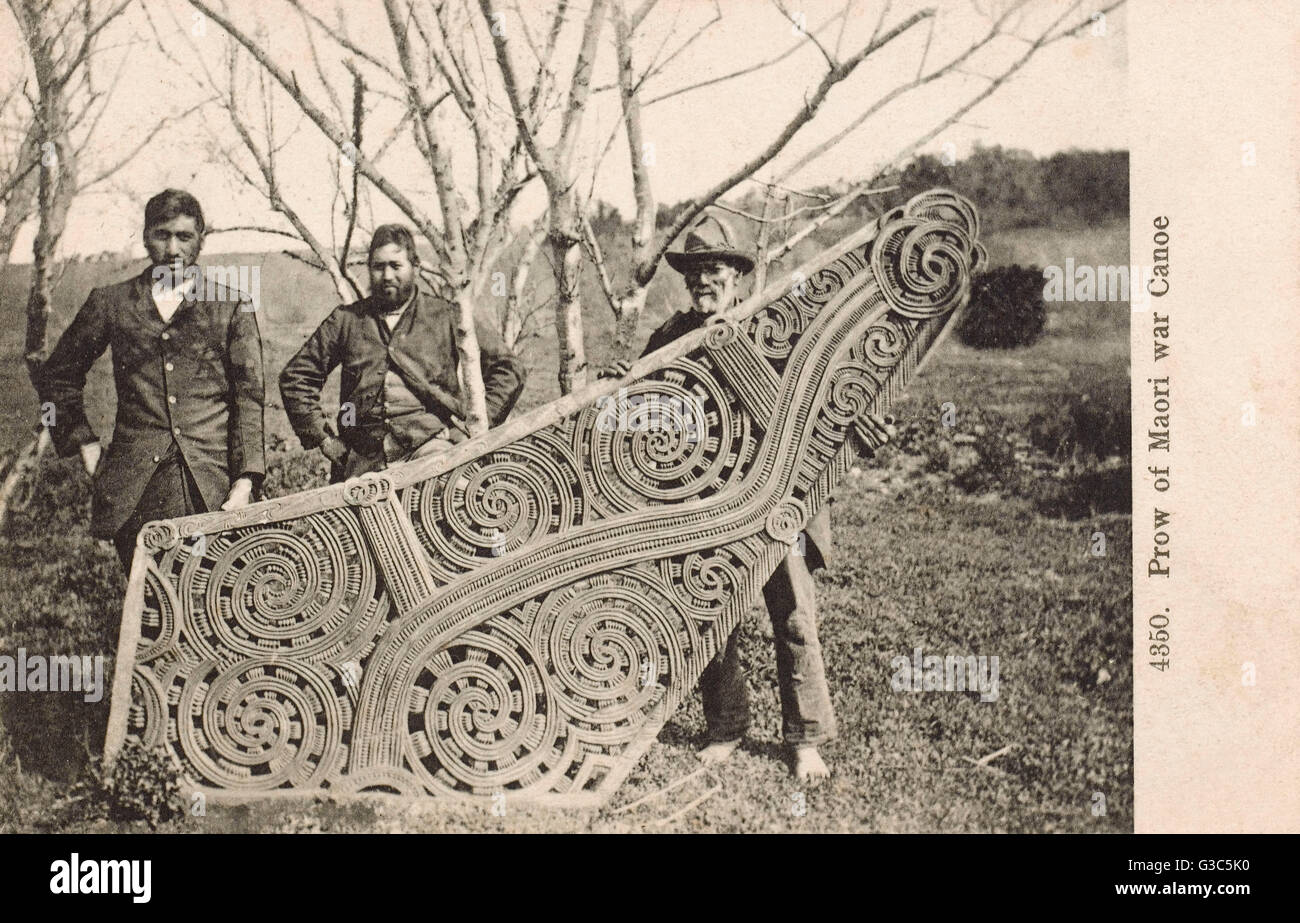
[2,0,1128,258]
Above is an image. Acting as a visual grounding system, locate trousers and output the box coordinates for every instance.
[112,444,206,571]
[699,547,837,746]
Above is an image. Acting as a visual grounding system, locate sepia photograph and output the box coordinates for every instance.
[0,0,1261,851]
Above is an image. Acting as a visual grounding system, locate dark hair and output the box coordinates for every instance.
[368,224,420,265]
[144,189,205,234]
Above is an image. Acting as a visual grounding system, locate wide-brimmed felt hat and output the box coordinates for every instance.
[665,212,755,274]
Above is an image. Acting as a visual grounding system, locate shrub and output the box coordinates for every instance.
[883,407,1029,496]
[1026,380,1130,462]
[59,741,188,829]
[263,438,331,498]
[956,264,1046,349]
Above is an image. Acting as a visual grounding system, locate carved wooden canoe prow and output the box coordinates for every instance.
[105,188,986,805]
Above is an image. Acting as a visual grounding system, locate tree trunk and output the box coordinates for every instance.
[546,185,587,395]
[549,222,586,395]
[452,288,489,435]
[613,285,647,353]
[0,131,40,276]
[23,94,74,387]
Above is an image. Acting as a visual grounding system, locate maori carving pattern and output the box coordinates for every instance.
[107,189,986,804]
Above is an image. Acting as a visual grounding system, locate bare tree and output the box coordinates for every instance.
[186,0,544,434]
[0,0,173,525]
[480,0,609,394]
[588,0,1123,358]
[174,0,1119,406]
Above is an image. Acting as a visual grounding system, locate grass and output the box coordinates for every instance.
[0,221,1132,833]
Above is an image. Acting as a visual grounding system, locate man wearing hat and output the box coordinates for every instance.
[601,211,867,781]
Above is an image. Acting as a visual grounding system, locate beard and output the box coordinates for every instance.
[374,278,415,310]
[689,284,731,314]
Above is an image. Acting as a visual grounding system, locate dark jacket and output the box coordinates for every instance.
[36,267,266,539]
[642,307,833,572]
[279,288,526,481]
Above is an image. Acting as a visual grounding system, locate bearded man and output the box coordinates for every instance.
[601,212,885,781]
[279,223,525,482]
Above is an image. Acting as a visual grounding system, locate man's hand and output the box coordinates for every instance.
[221,477,254,511]
[596,359,633,380]
[320,435,348,464]
[80,441,102,477]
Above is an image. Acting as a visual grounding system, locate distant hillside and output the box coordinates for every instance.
[0,147,1127,455]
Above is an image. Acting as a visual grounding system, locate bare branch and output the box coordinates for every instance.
[639,8,935,284]
[768,182,899,261]
[772,0,836,69]
[774,0,1029,182]
[641,5,852,106]
[862,1,1105,188]
[207,225,308,241]
[480,0,553,174]
[81,98,213,189]
[580,213,618,316]
[630,0,659,30]
[187,0,449,263]
[284,0,399,78]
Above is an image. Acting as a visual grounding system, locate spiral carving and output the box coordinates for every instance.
[182,511,386,664]
[861,317,912,370]
[764,498,808,544]
[581,361,746,509]
[664,548,749,625]
[408,436,581,570]
[403,621,565,795]
[342,473,392,506]
[870,217,976,320]
[749,295,805,361]
[530,573,684,741]
[822,361,879,428]
[140,521,180,553]
[173,659,347,791]
[704,318,739,347]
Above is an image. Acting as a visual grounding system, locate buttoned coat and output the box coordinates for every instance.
[278,288,526,481]
[36,267,266,539]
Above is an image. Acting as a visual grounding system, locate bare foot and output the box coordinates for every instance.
[698,738,742,764]
[792,745,830,781]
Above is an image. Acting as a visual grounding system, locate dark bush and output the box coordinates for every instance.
[58,741,187,829]
[956,264,1046,349]
[1026,380,1130,462]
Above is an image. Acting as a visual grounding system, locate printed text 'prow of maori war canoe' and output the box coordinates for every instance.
[104,188,986,806]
